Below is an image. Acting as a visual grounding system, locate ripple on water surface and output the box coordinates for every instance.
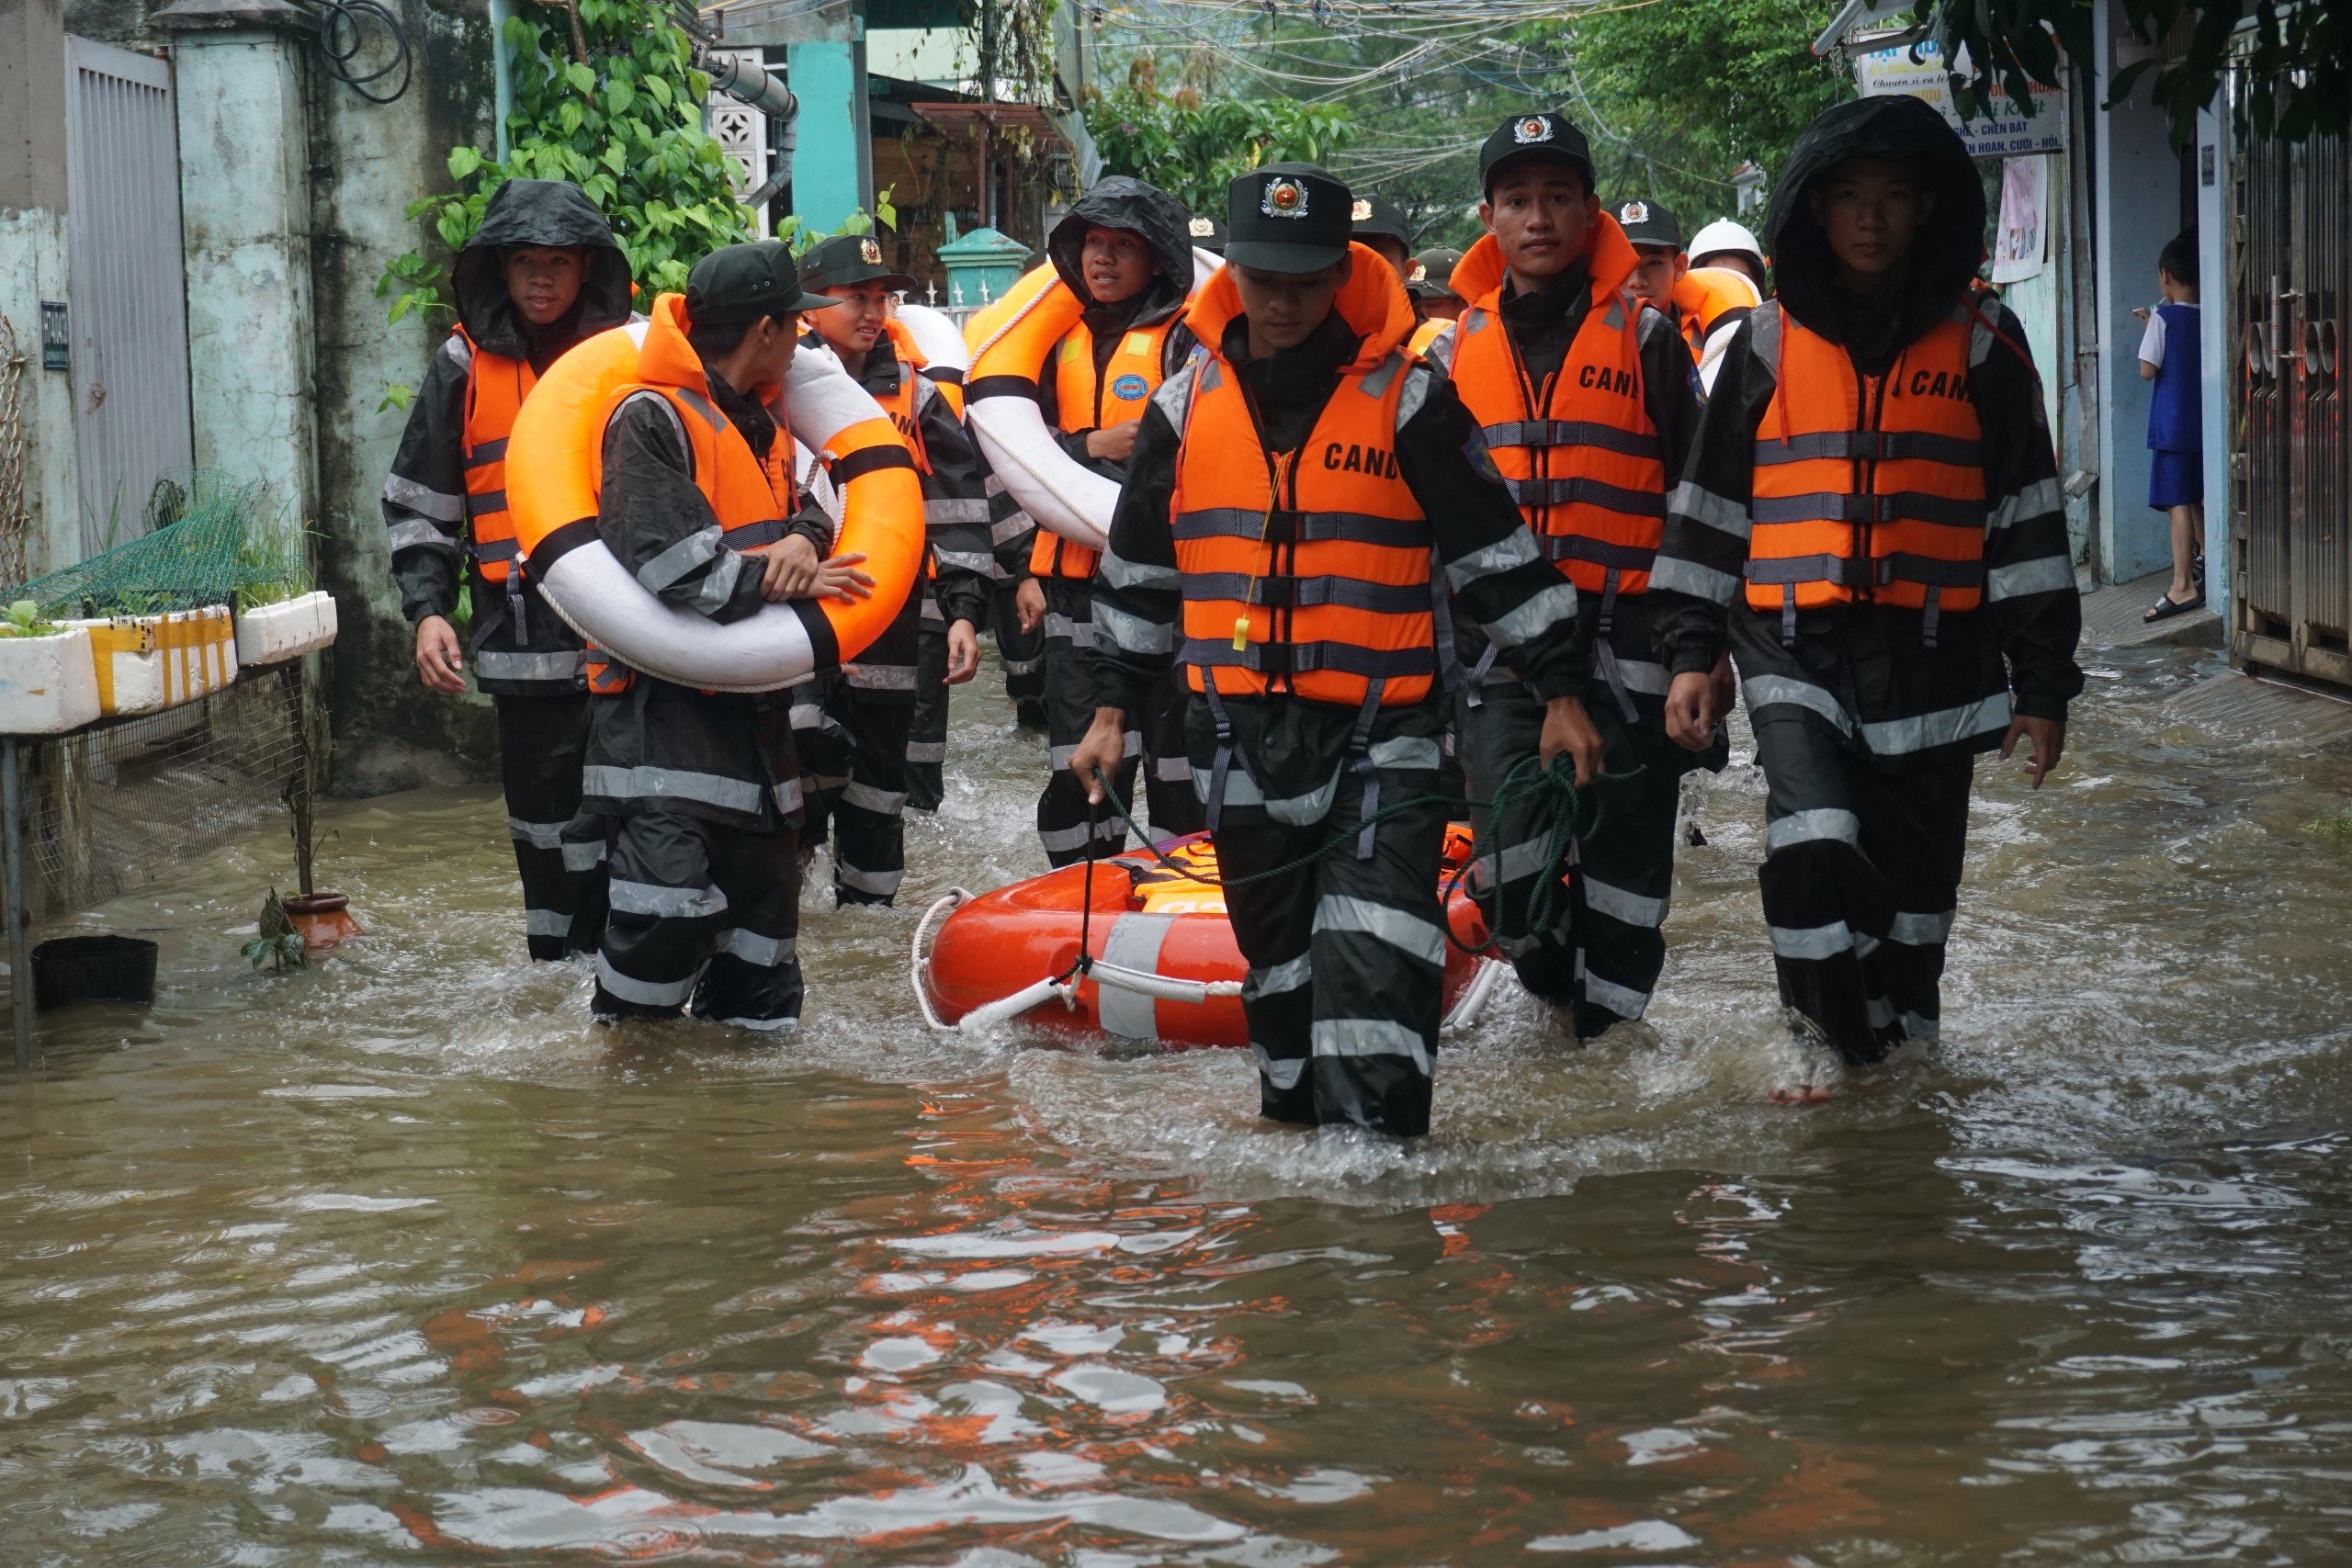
[3,649,2352,1563]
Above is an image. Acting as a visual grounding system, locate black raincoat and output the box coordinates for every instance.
[380,178,634,695]
[1645,95,2084,1066]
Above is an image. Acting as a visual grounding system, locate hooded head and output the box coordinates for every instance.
[1767,96,1985,349]
[454,179,633,358]
[1046,176,1195,328]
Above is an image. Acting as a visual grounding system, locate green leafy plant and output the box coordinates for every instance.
[1085,58,1357,215]
[236,527,318,610]
[243,891,309,974]
[1924,0,2351,143]
[0,599,59,639]
[377,0,753,346]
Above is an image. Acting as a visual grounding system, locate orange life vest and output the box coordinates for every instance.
[1170,244,1435,709]
[579,301,798,694]
[458,328,533,583]
[1444,218,1668,597]
[1670,265,1761,361]
[1026,317,1172,581]
[1406,318,1448,360]
[874,317,933,473]
[1746,301,1987,624]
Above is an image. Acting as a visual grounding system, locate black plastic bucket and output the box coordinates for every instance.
[31,935,159,1011]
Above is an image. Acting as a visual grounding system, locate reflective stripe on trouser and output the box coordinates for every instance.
[1751,713,1972,1066]
[794,671,914,907]
[993,578,1046,713]
[592,809,803,1030]
[908,622,948,813]
[495,693,604,961]
[1460,682,1688,1036]
[1214,770,1451,1137]
[1038,577,1136,866]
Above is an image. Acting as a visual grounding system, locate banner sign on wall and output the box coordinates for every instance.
[1853,39,2064,158]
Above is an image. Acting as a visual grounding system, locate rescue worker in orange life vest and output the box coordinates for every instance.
[1072,164,1600,1138]
[998,178,1206,866]
[381,177,628,962]
[784,235,994,901]
[1690,218,1770,292]
[581,243,881,1030]
[1405,246,1465,359]
[1651,96,2082,1100]
[1618,197,1759,398]
[1423,113,1722,1043]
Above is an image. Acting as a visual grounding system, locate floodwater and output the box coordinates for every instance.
[5,643,2352,1565]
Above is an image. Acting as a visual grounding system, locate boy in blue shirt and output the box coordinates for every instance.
[2137,231,2203,621]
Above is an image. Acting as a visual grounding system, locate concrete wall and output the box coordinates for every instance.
[67,0,500,790]
[2090,0,2177,583]
[305,0,502,791]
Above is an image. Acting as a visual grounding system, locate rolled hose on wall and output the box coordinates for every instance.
[959,249,1220,552]
[506,307,924,692]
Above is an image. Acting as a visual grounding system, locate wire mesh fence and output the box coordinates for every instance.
[24,663,311,917]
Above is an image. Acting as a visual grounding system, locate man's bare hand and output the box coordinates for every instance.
[413,614,466,694]
[1709,654,1736,728]
[945,618,981,684]
[760,536,822,601]
[1665,670,1719,752]
[2001,715,2066,789]
[1014,577,1046,635]
[1067,706,1129,804]
[1539,694,1604,787]
[808,552,874,603]
[1085,423,1140,465]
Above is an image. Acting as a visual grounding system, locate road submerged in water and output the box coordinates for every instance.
[3,639,2350,1564]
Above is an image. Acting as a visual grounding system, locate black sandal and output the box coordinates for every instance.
[2144,591,2205,623]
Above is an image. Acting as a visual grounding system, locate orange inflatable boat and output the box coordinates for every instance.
[915,827,1502,1047]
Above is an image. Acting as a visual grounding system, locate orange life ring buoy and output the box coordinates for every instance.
[507,295,923,689]
[922,827,1493,1048]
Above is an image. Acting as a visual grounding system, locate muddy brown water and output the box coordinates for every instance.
[5,645,2351,1564]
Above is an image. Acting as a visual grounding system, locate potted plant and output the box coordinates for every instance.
[278,679,360,946]
[0,600,101,733]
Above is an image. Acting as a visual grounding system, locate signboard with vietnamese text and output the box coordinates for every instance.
[1853,38,2064,158]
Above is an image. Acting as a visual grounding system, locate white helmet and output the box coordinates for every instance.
[1689,219,1766,269]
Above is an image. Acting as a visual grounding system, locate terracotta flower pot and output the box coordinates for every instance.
[283,892,362,948]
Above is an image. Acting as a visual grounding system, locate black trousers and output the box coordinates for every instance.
[591,810,803,1031]
[1461,682,1689,1039]
[1035,577,1212,864]
[494,693,605,961]
[792,671,914,907]
[908,619,949,813]
[992,579,1046,728]
[1751,714,1973,1065]
[1217,776,1453,1139]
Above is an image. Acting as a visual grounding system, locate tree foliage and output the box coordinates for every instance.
[1084,57,1357,214]
[377,0,751,350]
[1926,0,2349,142]
[1532,0,1849,225]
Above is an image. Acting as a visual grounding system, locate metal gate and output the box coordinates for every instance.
[2233,75,2349,688]
[62,34,194,560]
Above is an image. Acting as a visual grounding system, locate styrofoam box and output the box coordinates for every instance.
[236,591,338,666]
[64,607,239,716]
[0,626,101,734]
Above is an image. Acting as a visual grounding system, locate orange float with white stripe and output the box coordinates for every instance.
[961,251,1217,553]
[915,828,1501,1046]
[505,292,923,691]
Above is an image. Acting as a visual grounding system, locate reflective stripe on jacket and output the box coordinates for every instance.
[1746,301,1987,617]
[1445,221,1668,597]
[458,327,535,583]
[1170,253,1435,709]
